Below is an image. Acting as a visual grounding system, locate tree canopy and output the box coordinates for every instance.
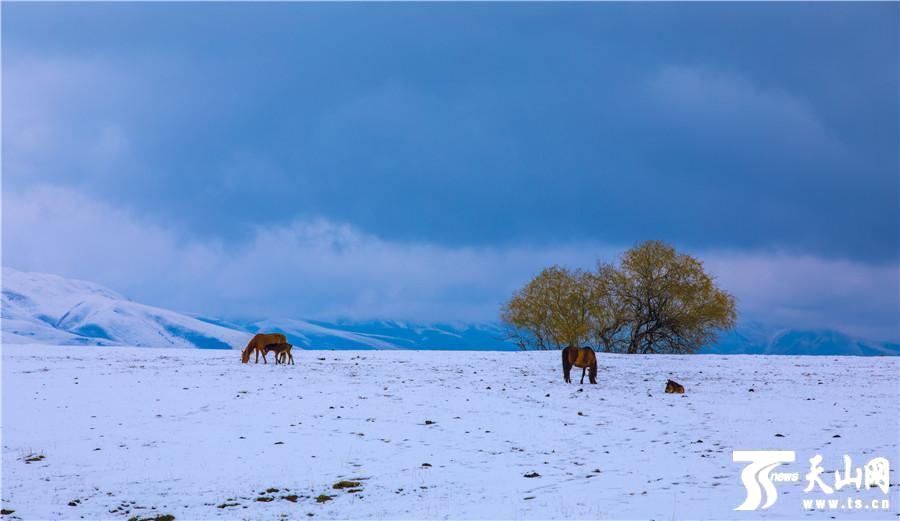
[501,241,736,354]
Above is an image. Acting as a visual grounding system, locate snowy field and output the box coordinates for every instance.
[2,345,898,520]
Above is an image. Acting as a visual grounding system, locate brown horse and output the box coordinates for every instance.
[665,379,685,394]
[262,343,294,365]
[562,345,597,384]
[241,333,287,363]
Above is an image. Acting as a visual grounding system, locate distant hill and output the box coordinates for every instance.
[1,267,511,350]
[2,267,896,355]
[1,267,250,349]
[193,316,514,351]
[702,322,899,356]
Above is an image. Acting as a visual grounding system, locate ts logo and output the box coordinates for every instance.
[733,451,796,511]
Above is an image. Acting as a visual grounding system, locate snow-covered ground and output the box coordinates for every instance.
[2,345,898,520]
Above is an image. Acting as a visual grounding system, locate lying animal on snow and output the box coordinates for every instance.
[665,379,685,394]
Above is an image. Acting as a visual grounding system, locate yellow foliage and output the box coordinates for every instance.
[501,240,736,354]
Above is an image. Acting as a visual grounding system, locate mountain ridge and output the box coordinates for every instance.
[2,267,896,355]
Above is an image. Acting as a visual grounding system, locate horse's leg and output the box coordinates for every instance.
[590,362,598,384]
[255,348,260,364]
[262,350,267,364]
[580,367,586,384]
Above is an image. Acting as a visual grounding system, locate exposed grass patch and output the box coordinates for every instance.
[23,454,45,463]
[282,495,299,503]
[332,480,361,490]
[255,497,274,503]
[128,515,174,521]
[315,495,333,503]
[216,502,240,509]
[1,510,14,516]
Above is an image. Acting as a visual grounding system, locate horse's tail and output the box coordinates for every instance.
[562,347,572,379]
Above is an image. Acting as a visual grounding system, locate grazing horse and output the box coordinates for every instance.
[262,343,294,365]
[562,345,597,384]
[241,333,287,364]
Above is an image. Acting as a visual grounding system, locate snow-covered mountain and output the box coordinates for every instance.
[253,318,512,351]
[701,322,900,356]
[192,315,514,351]
[1,267,252,348]
[1,267,511,350]
[2,267,897,355]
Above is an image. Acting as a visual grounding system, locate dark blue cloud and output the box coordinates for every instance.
[3,2,898,262]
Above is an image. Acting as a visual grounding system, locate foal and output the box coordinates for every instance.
[665,379,685,394]
[261,343,295,365]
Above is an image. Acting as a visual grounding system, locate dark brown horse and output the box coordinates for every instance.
[262,343,294,365]
[241,333,287,363]
[562,345,597,384]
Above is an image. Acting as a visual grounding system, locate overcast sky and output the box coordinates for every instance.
[3,3,898,340]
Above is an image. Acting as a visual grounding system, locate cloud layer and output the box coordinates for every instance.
[3,3,897,341]
[3,3,897,260]
[4,185,897,340]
